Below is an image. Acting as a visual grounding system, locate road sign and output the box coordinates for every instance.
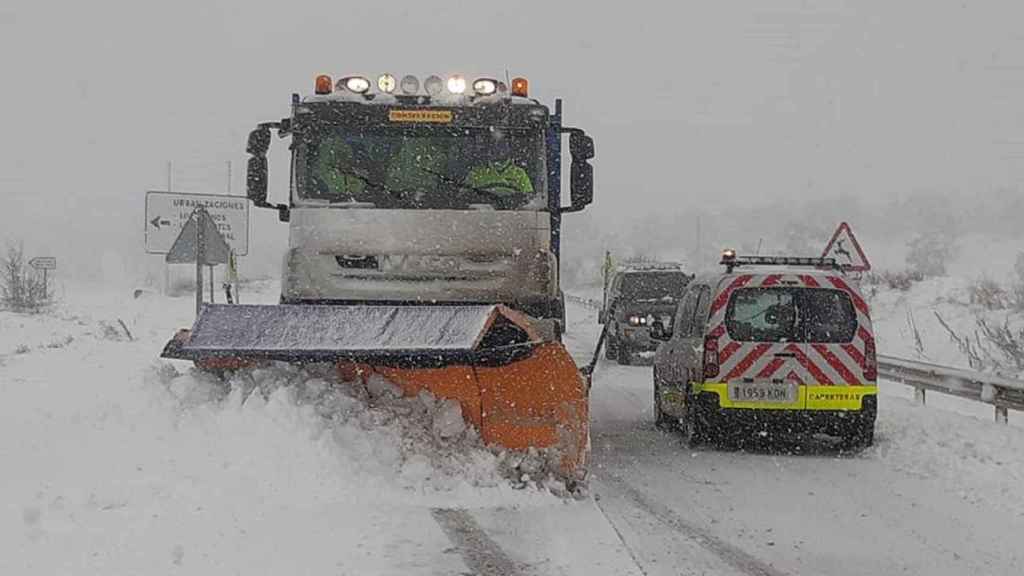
[29,257,56,270]
[822,222,870,272]
[145,191,249,255]
[166,208,231,265]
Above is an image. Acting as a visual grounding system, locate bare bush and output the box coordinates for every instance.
[934,311,984,370]
[968,277,1009,310]
[977,317,1024,372]
[1009,252,1024,312]
[935,310,1024,376]
[0,243,49,312]
[906,308,925,358]
[864,270,923,292]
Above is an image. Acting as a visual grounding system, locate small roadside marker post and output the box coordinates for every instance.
[29,257,57,299]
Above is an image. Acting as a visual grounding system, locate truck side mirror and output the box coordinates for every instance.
[570,132,594,160]
[245,122,289,222]
[560,129,595,213]
[247,155,268,206]
[247,126,271,156]
[598,309,606,324]
[570,160,593,210]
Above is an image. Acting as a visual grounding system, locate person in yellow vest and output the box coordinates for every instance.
[314,135,367,199]
[602,250,615,290]
[464,158,534,197]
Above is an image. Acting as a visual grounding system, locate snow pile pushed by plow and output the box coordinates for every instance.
[157,362,575,498]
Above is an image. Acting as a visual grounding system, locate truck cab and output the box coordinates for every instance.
[245,74,595,336]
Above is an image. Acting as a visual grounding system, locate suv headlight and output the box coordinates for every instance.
[628,315,649,326]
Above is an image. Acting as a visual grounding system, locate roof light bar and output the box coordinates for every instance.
[720,253,840,272]
[339,76,371,94]
[377,74,396,94]
[511,77,529,97]
[314,74,333,95]
[447,75,466,94]
[472,78,498,95]
[424,75,444,96]
[400,75,420,95]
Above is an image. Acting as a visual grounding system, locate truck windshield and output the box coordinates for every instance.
[297,125,547,210]
[620,272,691,301]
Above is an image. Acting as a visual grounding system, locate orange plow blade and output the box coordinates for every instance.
[162,303,591,480]
[372,342,588,479]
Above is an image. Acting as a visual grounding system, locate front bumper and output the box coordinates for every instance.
[283,248,558,306]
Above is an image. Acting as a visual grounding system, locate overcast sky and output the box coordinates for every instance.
[3,0,1024,279]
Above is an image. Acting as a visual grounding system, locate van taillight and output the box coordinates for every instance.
[703,335,720,380]
[864,337,877,381]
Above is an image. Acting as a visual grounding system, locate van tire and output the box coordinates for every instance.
[840,418,875,451]
[605,335,618,360]
[618,343,631,365]
[682,392,710,448]
[653,374,674,430]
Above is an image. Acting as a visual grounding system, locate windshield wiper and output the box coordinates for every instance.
[418,167,519,202]
[331,169,413,201]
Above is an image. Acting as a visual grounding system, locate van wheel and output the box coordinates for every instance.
[682,393,710,448]
[653,374,674,430]
[840,418,875,451]
[605,335,618,360]
[618,343,631,365]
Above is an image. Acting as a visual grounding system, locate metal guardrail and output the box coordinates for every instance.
[877,355,1024,423]
[565,293,603,311]
[566,292,1023,424]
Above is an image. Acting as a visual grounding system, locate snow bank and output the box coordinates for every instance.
[870,276,1024,381]
[875,394,1024,518]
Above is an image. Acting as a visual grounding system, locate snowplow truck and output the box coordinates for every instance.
[162,73,596,481]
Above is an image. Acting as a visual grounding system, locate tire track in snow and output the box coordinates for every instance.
[596,475,789,576]
[431,508,524,576]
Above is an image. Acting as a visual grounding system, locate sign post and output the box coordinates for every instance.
[226,251,239,304]
[29,257,56,298]
[196,208,204,315]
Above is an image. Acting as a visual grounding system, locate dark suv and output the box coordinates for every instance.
[600,266,692,365]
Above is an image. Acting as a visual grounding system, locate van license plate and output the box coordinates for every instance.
[728,382,797,404]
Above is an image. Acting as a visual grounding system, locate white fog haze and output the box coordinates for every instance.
[4,0,1024,281]
[5,2,1024,575]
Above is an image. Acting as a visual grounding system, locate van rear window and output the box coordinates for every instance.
[724,287,858,343]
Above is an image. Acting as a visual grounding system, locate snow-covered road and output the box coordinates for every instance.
[564,301,1024,576]
[4,284,1024,575]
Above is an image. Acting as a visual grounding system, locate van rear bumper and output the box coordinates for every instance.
[694,390,877,435]
[697,383,877,411]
